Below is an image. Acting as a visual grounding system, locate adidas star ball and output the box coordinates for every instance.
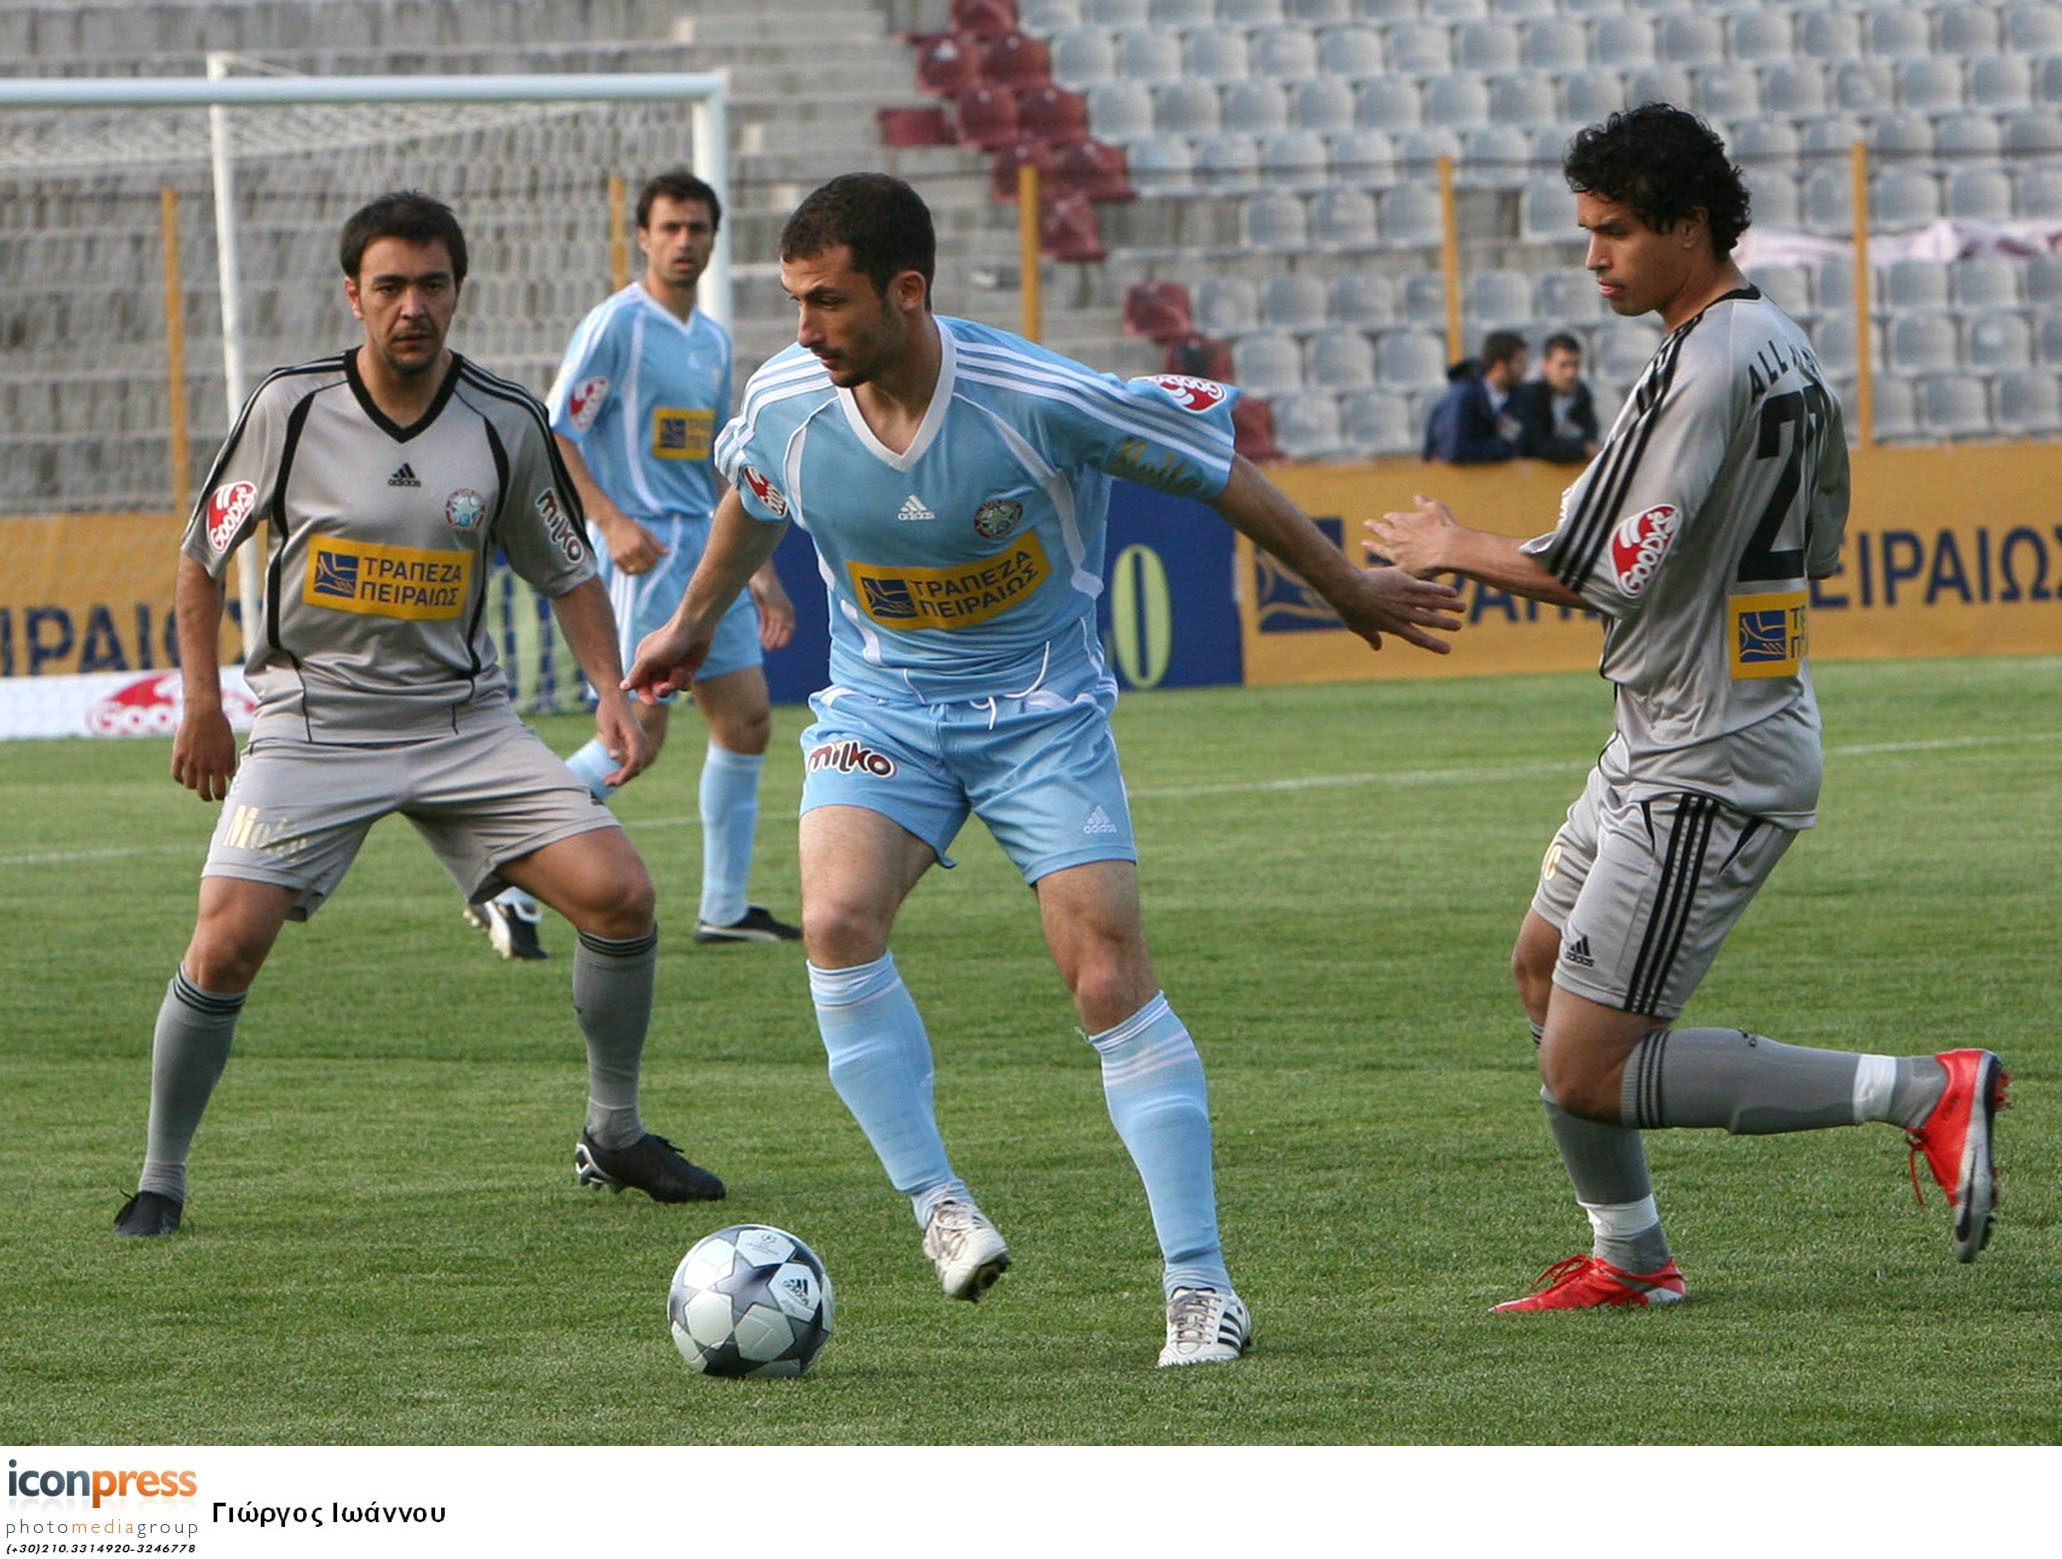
[667,1224,834,1379]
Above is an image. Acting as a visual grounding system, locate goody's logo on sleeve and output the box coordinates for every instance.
[739,465,789,518]
[1143,373,1230,413]
[206,481,258,555]
[1610,503,1680,595]
[568,375,609,432]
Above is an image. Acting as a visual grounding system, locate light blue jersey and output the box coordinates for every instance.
[546,284,732,525]
[716,317,1238,703]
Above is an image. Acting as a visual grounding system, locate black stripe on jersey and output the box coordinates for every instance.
[467,418,511,683]
[454,356,587,524]
[188,355,346,528]
[343,348,461,442]
[1543,317,1697,590]
[268,387,323,664]
[1625,793,1718,1017]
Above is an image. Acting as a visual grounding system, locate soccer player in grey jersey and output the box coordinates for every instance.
[1373,107,2006,1308]
[114,192,724,1237]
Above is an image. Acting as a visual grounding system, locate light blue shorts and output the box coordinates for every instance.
[798,678,1137,883]
[597,515,762,695]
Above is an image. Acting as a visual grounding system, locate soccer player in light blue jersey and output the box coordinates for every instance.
[628,174,1463,1365]
[471,170,800,960]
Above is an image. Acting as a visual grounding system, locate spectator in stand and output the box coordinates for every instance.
[1511,332,1601,465]
[1423,330,1528,464]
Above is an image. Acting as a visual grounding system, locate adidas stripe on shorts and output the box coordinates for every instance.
[796,671,1136,885]
[1531,763,1796,1019]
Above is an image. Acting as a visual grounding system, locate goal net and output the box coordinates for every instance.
[0,64,728,716]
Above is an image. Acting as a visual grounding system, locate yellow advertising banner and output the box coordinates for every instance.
[0,511,188,678]
[1247,443,2062,684]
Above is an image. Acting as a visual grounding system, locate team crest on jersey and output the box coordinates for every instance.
[445,489,486,533]
[534,488,587,564]
[1146,373,1229,413]
[1610,503,1680,595]
[971,498,1024,540]
[740,465,789,518]
[568,376,609,432]
[206,480,257,555]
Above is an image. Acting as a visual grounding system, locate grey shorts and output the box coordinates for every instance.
[203,716,617,920]
[1530,765,1796,1019]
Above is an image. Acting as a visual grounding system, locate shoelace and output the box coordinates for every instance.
[1527,1254,1597,1293]
[1166,1290,1220,1346]
[1903,1066,2012,1210]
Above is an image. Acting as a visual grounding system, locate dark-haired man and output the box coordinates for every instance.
[629,173,1462,1364]
[472,170,799,960]
[115,191,724,1238]
[1510,332,1599,465]
[1374,105,2005,1309]
[1422,330,1527,464]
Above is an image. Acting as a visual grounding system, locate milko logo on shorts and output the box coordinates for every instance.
[652,406,714,460]
[1610,503,1680,595]
[806,738,897,777]
[847,533,1051,631]
[305,537,472,620]
[1730,590,1808,679]
[206,480,257,555]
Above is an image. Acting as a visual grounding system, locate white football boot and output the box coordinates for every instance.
[1158,1287,1252,1367]
[921,1199,1011,1300]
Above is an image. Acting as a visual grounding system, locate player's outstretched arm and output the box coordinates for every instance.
[1368,494,1586,609]
[625,487,788,703]
[1210,456,1463,653]
[549,575,649,787]
[170,555,238,802]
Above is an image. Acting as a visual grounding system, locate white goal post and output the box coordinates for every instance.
[0,68,729,684]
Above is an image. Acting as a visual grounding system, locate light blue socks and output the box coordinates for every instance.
[697,742,763,928]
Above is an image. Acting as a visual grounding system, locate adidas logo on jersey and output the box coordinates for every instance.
[1083,806,1119,836]
[1562,934,1596,968]
[388,463,421,488]
[896,494,935,522]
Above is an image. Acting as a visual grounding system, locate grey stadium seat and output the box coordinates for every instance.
[1380,184,1447,248]
[1563,69,1629,125]
[1762,63,1830,119]
[1388,20,1453,73]
[1963,311,2033,374]
[1866,7,1933,58]
[1745,264,1814,319]
[1195,275,1260,336]
[1489,74,1558,127]
[1340,389,1418,456]
[1944,168,2015,223]
[1400,270,1451,325]
[1798,10,1862,60]
[1087,81,1155,140]
[1537,266,1606,324]
[1252,25,1319,77]
[1307,331,1377,389]
[1328,128,1398,180]
[1232,331,1303,394]
[1355,77,1424,130]
[1992,369,2062,435]
[1887,313,1959,375]
[1896,58,1965,114]
[1194,132,1263,192]
[1262,272,1330,330]
[1953,255,2025,310]
[1115,26,1184,81]
[1153,80,1222,135]
[2006,3,2062,53]
[1882,257,1951,312]
[1187,27,1252,82]
[1935,113,2005,160]
[1313,186,1380,249]
[1241,191,1309,249]
[1969,53,2034,111]
[1457,18,1521,71]
[1464,267,1536,330]
[1871,168,1943,230]
[1374,328,1451,390]
[1658,11,1724,64]
[1329,272,1398,328]
[1729,11,1792,63]
[1223,79,1291,134]
[1917,375,1991,440]
[1262,130,1332,189]
[1273,392,1347,461]
[1050,26,1118,86]
[1696,64,1762,122]
[1317,25,1385,78]
[1292,76,1357,133]
[2018,167,2062,218]
[1519,18,1586,71]
[1590,15,1655,67]
[1871,377,1920,442]
[1422,73,1493,129]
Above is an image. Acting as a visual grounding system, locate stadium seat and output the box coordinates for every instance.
[1461,124,1534,187]
[1195,275,1260,336]
[1870,376,1920,441]
[1287,0,1352,19]
[1536,267,1605,324]
[917,33,984,96]
[1917,375,1991,439]
[1832,61,1895,115]
[1883,258,1951,312]
[1964,311,2033,375]
[2028,253,2062,307]
[1328,128,1397,180]
[1519,18,1586,72]
[1152,81,1221,134]
[1866,7,1932,58]
[1241,190,1308,249]
[1232,330,1304,394]
[1233,394,1283,463]
[1380,185,1446,249]
[989,138,1053,201]
[2040,309,2062,363]
[1340,389,1417,456]
[1731,116,1801,165]
[1272,390,1348,460]
[1520,177,1575,243]
[1317,25,1384,78]
[1969,53,2034,110]
[1658,12,1723,64]
[2006,4,2062,53]
[1400,270,1451,326]
[1464,267,1535,331]
[1039,191,1106,259]
[1456,18,1521,72]
[2023,168,2062,218]
[878,105,956,146]
[1729,11,1791,63]
[1374,328,1450,390]
[1934,113,2002,161]
[1596,321,1663,383]
[1752,170,1803,230]
[1992,368,2062,434]
[1313,186,1380,249]
[2004,108,2062,155]
[1262,129,1331,189]
[1049,25,1117,84]
[1053,137,1135,200]
[1123,280,1194,341]
[1872,169,1943,230]
[1944,167,2015,222]
[1262,273,1330,331]
[1696,65,1762,123]
[983,30,1054,88]
[1561,70,1628,125]
[2036,54,2062,107]
[1491,0,1555,16]
[1801,168,1855,235]
[1220,0,1286,20]
[1627,67,1694,111]
[1020,84,1091,140]
[1292,76,1357,133]
[1223,79,1290,135]
[1126,131,1195,191]
[1486,77,1556,130]
[1762,63,1830,119]
[1194,132,1263,192]
[1798,10,1862,60]
[1307,331,1377,389]
[1329,272,1398,328]
[1252,25,1319,78]
[1745,263,1813,319]
[1388,21,1453,74]
[1086,80,1155,140]
[1816,262,1858,317]
[1394,127,1464,173]
[956,86,1024,148]
[1355,77,1423,130]
[1888,313,1959,374]
[1936,4,2001,54]
[1148,0,1212,20]
[1186,26,1251,81]
[1019,0,1085,26]
[1591,15,1655,66]
[1422,73,1492,129]
[1897,58,1966,114]
[1114,25,1183,80]
[954,0,1022,33]
[1802,114,1867,162]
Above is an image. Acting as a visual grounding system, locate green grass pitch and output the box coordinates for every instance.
[1,655,2054,1445]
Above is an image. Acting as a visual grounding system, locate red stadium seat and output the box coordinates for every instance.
[990,138,1054,201]
[1052,138,1134,201]
[1123,281,1193,343]
[1017,84,1089,143]
[951,0,1018,37]
[915,33,983,97]
[955,85,1023,149]
[981,30,1052,90]
[877,105,956,146]
[1039,192,1106,261]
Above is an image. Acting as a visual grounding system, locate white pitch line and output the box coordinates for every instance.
[1,729,2054,868]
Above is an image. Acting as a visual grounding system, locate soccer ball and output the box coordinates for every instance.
[667,1224,834,1379]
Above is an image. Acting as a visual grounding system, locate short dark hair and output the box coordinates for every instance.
[1543,331,1583,359]
[1481,330,1528,370]
[780,172,935,305]
[1564,103,1751,256]
[339,190,467,283]
[635,168,722,232]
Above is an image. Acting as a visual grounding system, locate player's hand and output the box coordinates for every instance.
[623,619,712,705]
[592,693,649,787]
[748,565,795,652]
[1367,494,1464,579]
[171,706,238,801]
[600,510,667,575]
[1337,565,1464,655]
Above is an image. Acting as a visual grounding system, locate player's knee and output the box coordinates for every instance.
[181,932,266,994]
[1066,957,1157,1035]
[800,897,889,968]
[1538,1047,1618,1122]
[712,706,772,757]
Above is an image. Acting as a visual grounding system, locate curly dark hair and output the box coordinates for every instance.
[780,172,935,306]
[1563,104,1751,256]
